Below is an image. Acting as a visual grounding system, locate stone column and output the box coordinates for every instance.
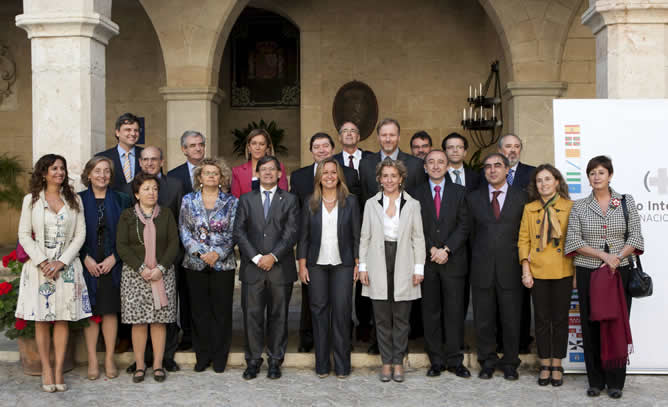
[583,0,668,98]
[503,81,568,165]
[15,0,119,177]
[159,87,224,170]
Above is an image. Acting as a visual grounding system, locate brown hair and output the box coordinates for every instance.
[527,164,570,201]
[131,172,160,195]
[81,156,114,188]
[245,129,275,161]
[375,157,407,192]
[193,157,232,193]
[586,155,613,176]
[376,118,401,135]
[29,154,80,212]
[308,157,350,212]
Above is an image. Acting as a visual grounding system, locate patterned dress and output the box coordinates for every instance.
[15,207,92,321]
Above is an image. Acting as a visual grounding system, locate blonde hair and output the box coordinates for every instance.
[309,157,350,212]
[375,158,407,192]
[193,157,232,192]
[245,129,275,161]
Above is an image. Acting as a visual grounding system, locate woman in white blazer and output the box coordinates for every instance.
[15,154,91,393]
[359,158,426,383]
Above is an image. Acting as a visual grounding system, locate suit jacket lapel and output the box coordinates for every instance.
[265,188,283,222]
[307,164,315,191]
[421,184,439,222]
[499,186,517,219]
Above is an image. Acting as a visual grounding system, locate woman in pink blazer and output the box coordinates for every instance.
[230,129,288,198]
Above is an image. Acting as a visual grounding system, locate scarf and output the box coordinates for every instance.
[589,265,633,369]
[82,188,122,307]
[134,204,168,309]
[539,194,562,250]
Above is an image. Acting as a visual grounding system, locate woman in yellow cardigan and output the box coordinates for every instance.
[518,164,574,387]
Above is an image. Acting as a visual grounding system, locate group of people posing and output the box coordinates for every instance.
[14,113,643,400]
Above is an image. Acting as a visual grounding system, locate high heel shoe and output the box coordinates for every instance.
[87,367,100,380]
[55,383,68,392]
[41,384,56,393]
[537,365,551,386]
[550,366,564,387]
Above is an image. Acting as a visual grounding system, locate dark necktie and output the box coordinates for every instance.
[348,155,355,170]
[433,185,441,218]
[492,190,502,220]
[263,190,271,219]
[453,169,462,186]
[507,168,515,186]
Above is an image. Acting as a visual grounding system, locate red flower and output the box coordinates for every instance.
[90,315,102,324]
[15,319,27,330]
[611,198,621,208]
[2,250,17,267]
[0,281,12,296]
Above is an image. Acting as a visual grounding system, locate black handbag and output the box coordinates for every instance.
[621,195,653,298]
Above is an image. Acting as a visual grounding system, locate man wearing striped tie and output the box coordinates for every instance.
[442,132,481,192]
[96,112,144,192]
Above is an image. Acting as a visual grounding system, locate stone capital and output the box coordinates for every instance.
[503,81,568,98]
[582,1,668,35]
[15,12,119,45]
[159,87,225,105]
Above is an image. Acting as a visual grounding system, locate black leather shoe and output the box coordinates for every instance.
[550,366,564,387]
[242,359,262,380]
[503,367,519,381]
[537,365,551,386]
[586,387,602,397]
[447,365,471,378]
[426,365,444,377]
[194,360,210,372]
[607,388,623,399]
[164,359,180,372]
[367,343,380,355]
[478,367,494,380]
[126,362,137,374]
[267,360,282,380]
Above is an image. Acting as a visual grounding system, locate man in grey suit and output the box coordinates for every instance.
[124,145,184,373]
[466,153,528,381]
[234,156,300,381]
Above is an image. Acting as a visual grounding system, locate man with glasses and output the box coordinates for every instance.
[333,121,373,176]
[410,131,433,160]
[234,156,300,380]
[441,132,481,192]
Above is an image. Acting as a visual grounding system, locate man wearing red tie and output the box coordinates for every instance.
[415,150,471,378]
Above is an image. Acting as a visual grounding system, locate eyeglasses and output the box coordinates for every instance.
[446,145,465,151]
[340,128,359,135]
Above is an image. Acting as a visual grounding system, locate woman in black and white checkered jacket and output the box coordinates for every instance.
[565,155,644,400]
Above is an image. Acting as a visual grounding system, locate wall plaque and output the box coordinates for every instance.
[332,80,378,142]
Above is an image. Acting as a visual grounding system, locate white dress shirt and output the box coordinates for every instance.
[316,204,342,265]
[447,166,466,186]
[342,149,363,171]
[252,185,278,265]
[488,182,509,211]
[380,149,399,161]
[187,161,197,186]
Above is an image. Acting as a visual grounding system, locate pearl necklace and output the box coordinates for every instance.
[322,196,337,204]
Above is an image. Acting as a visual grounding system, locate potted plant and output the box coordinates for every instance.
[232,119,289,157]
[1,251,87,375]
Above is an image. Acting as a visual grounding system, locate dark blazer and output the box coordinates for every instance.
[479,161,536,191]
[466,185,528,289]
[333,149,374,173]
[415,181,470,277]
[297,195,361,267]
[167,162,194,195]
[233,188,300,285]
[358,150,427,205]
[444,166,482,192]
[96,145,144,192]
[289,163,361,207]
[230,160,289,198]
[120,173,184,221]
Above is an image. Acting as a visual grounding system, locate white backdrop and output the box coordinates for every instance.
[553,99,668,373]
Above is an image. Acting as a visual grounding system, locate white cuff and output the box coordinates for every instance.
[358,263,367,272]
[413,264,424,275]
[252,254,262,265]
[270,253,278,262]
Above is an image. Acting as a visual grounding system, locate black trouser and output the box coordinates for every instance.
[242,278,293,363]
[299,282,313,346]
[473,280,522,369]
[309,264,353,375]
[177,264,192,343]
[532,276,572,359]
[496,285,532,351]
[355,283,373,340]
[576,265,632,390]
[372,242,412,365]
[422,268,466,367]
[186,267,235,370]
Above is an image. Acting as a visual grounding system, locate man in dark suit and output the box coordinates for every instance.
[167,130,206,195]
[167,130,206,351]
[496,133,536,354]
[290,132,359,353]
[96,112,143,192]
[442,132,481,192]
[333,121,373,176]
[358,118,427,353]
[467,153,528,381]
[124,146,184,373]
[234,156,300,380]
[416,150,471,379]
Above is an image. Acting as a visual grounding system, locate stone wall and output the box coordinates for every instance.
[560,0,596,99]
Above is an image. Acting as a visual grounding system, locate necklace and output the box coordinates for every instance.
[322,196,337,204]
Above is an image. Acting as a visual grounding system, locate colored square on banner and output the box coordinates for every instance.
[565,136,581,146]
[565,125,580,134]
[565,149,580,158]
[568,184,581,193]
[569,353,585,363]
